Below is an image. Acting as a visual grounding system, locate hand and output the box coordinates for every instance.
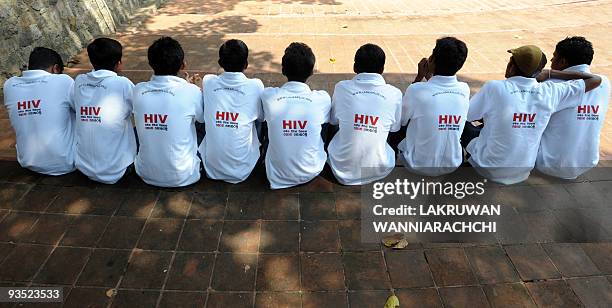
[536,69,550,82]
[185,72,202,87]
[417,58,429,78]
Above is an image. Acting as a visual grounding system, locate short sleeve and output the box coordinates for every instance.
[550,79,586,112]
[401,85,415,126]
[194,90,205,123]
[123,78,135,113]
[467,82,491,121]
[390,91,402,132]
[329,83,342,126]
[320,91,332,124]
[255,80,265,121]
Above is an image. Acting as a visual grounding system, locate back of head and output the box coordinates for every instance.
[354,43,385,74]
[28,47,64,72]
[219,39,249,72]
[555,36,593,67]
[432,37,468,76]
[87,37,123,71]
[282,42,315,82]
[148,37,185,76]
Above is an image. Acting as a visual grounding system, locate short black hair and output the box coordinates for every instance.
[219,39,249,72]
[555,36,594,66]
[282,42,315,82]
[148,37,185,76]
[87,37,123,71]
[28,47,64,72]
[432,37,468,76]
[354,44,385,74]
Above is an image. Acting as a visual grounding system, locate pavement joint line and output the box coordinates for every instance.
[153,194,194,308]
[104,190,160,308]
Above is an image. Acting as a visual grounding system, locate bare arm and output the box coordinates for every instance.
[537,69,602,92]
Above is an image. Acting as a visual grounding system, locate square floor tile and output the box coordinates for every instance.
[97,217,145,249]
[302,292,348,308]
[77,249,131,287]
[301,253,345,291]
[256,254,300,291]
[121,250,173,289]
[483,283,536,308]
[300,193,336,220]
[34,247,91,284]
[189,192,227,219]
[60,215,110,247]
[385,250,434,288]
[211,253,257,291]
[178,219,222,252]
[504,244,560,281]
[425,248,477,287]
[226,192,264,220]
[439,286,489,308]
[219,221,261,253]
[260,221,299,253]
[526,280,582,308]
[262,193,299,220]
[0,244,52,282]
[300,221,340,252]
[165,252,214,291]
[137,218,183,250]
[342,252,390,290]
[465,246,519,284]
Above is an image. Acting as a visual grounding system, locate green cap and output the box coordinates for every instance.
[508,45,544,76]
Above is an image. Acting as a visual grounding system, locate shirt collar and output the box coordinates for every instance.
[428,75,458,85]
[88,69,118,78]
[150,75,188,85]
[220,72,247,82]
[353,73,386,85]
[507,76,539,86]
[281,81,311,92]
[21,70,52,78]
[563,64,591,74]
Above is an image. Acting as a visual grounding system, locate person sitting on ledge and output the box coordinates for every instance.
[72,37,137,184]
[261,42,331,189]
[398,37,470,177]
[536,36,611,179]
[132,37,204,187]
[327,43,402,185]
[198,39,264,184]
[461,44,602,185]
[3,47,76,176]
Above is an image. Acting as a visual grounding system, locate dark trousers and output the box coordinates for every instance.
[460,121,482,149]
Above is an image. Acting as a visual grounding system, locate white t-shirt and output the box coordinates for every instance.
[72,70,136,184]
[466,76,586,184]
[262,82,331,189]
[3,70,76,175]
[328,73,402,185]
[536,65,611,179]
[132,75,204,187]
[398,75,470,176]
[199,72,264,183]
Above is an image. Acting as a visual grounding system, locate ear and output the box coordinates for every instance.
[217,59,223,68]
[51,64,62,74]
[181,61,186,71]
[115,60,123,73]
[244,60,249,71]
[353,63,359,74]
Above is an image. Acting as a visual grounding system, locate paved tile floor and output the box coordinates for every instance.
[2,0,612,307]
[1,160,612,307]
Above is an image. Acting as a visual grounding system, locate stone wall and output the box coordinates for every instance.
[0,0,157,91]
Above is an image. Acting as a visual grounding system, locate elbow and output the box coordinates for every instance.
[585,75,602,92]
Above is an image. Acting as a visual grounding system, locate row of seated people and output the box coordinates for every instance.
[3,36,609,188]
